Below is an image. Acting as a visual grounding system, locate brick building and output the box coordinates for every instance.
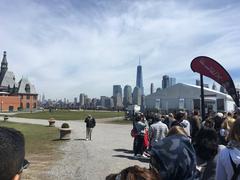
[0,51,38,112]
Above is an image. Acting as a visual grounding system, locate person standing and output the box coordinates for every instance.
[172,111,191,137]
[149,114,168,150]
[216,118,240,180]
[134,115,146,158]
[85,114,96,141]
[190,110,201,142]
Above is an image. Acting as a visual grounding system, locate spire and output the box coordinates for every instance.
[1,51,8,74]
[2,51,7,63]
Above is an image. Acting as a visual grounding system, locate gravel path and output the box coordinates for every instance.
[8,117,149,180]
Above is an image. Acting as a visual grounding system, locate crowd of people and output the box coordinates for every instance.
[1,110,240,180]
[120,109,240,180]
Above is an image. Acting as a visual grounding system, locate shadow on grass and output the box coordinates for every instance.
[74,138,86,141]
[112,154,149,163]
[114,148,133,154]
[52,138,70,141]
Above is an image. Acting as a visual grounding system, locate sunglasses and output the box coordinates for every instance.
[18,159,30,174]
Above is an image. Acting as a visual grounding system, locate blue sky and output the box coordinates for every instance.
[0,0,240,100]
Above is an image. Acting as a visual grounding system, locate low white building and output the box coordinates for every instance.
[145,83,236,113]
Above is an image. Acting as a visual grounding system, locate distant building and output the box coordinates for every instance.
[212,83,217,90]
[162,75,169,89]
[204,84,209,88]
[74,97,78,104]
[136,60,144,95]
[220,86,226,93]
[132,86,141,106]
[100,96,108,107]
[42,93,45,102]
[113,85,123,108]
[85,97,91,108]
[104,97,114,109]
[79,93,85,107]
[156,87,162,93]
[162,75,176,89]
[196,80,201,86]
[113,85,122,98]
[150,83,154,94]
[170,77,176,87]
[195,79,209,88]
[0,51,38,112]
[123,85,132,107]
[91,98,97,109]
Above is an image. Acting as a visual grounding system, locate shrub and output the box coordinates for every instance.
[61,123,70,128]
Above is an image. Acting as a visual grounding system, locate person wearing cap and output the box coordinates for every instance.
[0,127,29,180]
[84,114,96,141]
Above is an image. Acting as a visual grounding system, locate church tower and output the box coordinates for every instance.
[0,51,8,85]
[1,51,8,74]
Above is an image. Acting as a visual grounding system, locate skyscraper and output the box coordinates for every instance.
[162,75,169,89]
[220,86,226,93]
[212,82,217,90]
[79,93,85,107]
[162,75,176,89]
[132,86,141,106]
[136,60,144,95]
[150,83,154,94]
[113,85,123,108]
[169,77,176,87]
[123,85,132,107]
[113,85,122,98]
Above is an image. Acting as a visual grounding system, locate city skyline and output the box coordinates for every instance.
[0,0,240,99]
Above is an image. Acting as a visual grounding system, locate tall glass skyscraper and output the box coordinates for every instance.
[162,75,176,89]
[136,62,144,95]
[123,85,132,107]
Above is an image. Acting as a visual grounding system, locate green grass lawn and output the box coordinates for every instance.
[12,110,124,120]
[0,121,60,154]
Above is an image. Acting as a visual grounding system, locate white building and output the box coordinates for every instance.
[145,83,236,113]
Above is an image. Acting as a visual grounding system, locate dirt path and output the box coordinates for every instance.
[8,117,148,180]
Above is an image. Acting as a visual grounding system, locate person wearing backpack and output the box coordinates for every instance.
[216,118,240,180]
[85,114,96,141]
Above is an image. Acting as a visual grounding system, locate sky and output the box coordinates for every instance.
[0,0,240,101]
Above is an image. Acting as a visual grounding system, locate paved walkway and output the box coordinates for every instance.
[8,117,148,180]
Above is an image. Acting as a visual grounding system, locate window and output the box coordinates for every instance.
[27,95,30,100]
[33,103,36,108]
[26,103,30,109]
[25,84,30,93]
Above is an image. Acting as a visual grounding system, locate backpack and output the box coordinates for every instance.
[229,153,240,180]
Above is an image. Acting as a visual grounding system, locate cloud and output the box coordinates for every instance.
[0,0,240,100]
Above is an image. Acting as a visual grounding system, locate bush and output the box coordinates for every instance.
[61,123,70,128]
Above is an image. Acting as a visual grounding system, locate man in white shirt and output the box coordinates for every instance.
[149,114,169,149]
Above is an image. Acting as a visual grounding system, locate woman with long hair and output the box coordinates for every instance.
[216,118,240,180]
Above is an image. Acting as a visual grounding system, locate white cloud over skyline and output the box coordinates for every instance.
[0,0,240,100]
